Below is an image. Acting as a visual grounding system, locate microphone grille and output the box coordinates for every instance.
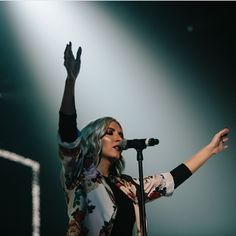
[119,139,128,150]
[147,138,159,146]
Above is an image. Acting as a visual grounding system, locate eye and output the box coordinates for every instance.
[105,128,114,135]
[119,132,124,139]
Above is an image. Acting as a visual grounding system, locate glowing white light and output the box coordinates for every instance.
[4,0,195,175]
[0,149,40,236]
[4,2,234,235]
[5,1,169,124]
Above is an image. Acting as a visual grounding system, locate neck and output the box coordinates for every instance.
[97,158,111,177]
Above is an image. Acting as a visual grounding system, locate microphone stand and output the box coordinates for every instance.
[136,148,147,236]
[121,138,159,235]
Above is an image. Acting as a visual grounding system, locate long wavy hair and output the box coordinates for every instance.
[79,117,125,176]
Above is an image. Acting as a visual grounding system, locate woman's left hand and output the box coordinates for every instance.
[208,128,230,155]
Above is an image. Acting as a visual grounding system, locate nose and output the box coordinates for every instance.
[114,132,123,142]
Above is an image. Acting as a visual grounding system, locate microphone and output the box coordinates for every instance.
[119,138,159,151]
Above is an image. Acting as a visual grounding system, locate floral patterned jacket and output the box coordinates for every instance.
[58,137,175,236]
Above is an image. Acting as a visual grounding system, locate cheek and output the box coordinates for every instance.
[101,136,112,145]
[101,138,110,152]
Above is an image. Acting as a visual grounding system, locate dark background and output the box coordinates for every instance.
[0,2,235,235]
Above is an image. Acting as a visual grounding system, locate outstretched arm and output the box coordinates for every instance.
[169,128,229,189]
[184,128,229,173]
[60,42,82,115]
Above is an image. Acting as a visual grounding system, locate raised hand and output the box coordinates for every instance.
[209,128,230,155]
[64,42,82,81]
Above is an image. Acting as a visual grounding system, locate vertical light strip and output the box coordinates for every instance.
[0,149,40,236]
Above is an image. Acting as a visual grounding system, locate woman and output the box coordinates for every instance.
[58,42,229,236]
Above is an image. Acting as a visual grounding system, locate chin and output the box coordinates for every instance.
[110,155,121,161]
[112,156,121,160]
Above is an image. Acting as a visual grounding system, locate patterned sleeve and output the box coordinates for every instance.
[132,172,175,203]
[58,143,83,190]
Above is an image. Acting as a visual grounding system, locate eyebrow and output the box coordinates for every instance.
[107,127,124,136]
[107,127,114,130]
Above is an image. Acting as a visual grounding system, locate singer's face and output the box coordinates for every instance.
[101,121,124,161]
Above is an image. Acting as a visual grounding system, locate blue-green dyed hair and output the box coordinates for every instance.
[79,117,125,176]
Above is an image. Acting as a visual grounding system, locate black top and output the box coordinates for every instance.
[104,176,135,236]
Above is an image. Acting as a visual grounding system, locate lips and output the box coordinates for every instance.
[113,145,121,151]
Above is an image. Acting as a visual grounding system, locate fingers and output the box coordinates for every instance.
[64,42,81,56]
[222,127,229,135]
[76,46,82,62]
[220,135,229,147]
[219,128,229,140]
[64,42,82,80]
[219,128,230,150]
[64,41,74,60]
[64,42,71,56]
